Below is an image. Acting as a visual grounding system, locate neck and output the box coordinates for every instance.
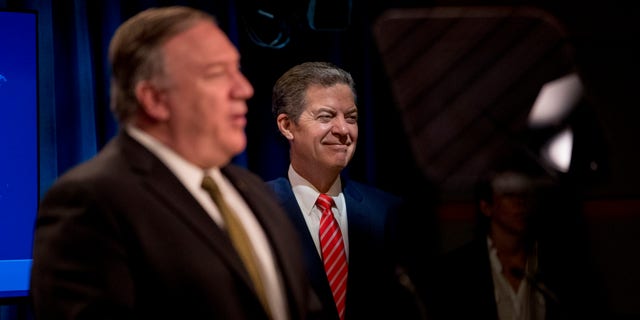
[291,163,340,193]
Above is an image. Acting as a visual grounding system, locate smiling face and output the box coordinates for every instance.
[280,83,358,182]
[137,19,254,168]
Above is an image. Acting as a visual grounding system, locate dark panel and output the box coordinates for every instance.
[373,6,576,199]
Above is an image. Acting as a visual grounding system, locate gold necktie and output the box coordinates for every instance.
[201,175,271,317]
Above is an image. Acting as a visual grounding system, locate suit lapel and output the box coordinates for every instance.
[342,180,371,249]
[118,132,254,287]
[223,169,310,318]
[270,178,337,315]
[341,180,374,315]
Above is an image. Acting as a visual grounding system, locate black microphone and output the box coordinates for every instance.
[395,265,429,320]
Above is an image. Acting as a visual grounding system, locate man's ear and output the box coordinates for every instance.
[480,199,492,218]
[276,113,294,140]
[135,81,170,121]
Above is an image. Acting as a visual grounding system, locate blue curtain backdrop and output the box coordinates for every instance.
[0,0,425,197]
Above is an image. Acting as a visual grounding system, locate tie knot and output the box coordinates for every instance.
[201,175,220,196]
[316,194,334,214]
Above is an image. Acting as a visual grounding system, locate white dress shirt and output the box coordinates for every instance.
[287,164,350,260]
[488,237,545,320]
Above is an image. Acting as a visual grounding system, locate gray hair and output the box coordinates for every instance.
[108,6,216,123]
[271,61,356,123]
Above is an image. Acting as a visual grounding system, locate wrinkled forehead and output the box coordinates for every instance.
[491,171,534,194]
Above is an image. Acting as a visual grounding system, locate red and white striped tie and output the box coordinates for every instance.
[317,193,348,320]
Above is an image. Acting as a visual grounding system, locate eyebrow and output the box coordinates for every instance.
[345,107,358,114]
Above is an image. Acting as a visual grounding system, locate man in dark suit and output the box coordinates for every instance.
[267,62,416,320]
[426,150,610,320]
[30,6,310,320]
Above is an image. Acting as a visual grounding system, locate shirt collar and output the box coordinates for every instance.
[126,125,216,193]
[287,164,342,216]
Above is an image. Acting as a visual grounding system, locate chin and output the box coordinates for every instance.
[231,144,246,156]
[336,155,352,166]
[224,137,246,155]
[328,161,348,171]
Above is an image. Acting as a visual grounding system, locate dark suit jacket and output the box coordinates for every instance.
[267,176,408,320]
[30,131,310,320]
[426,237,499,320]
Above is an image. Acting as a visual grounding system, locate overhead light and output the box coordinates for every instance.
[541,127,573,173]
[528,73,583,128]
